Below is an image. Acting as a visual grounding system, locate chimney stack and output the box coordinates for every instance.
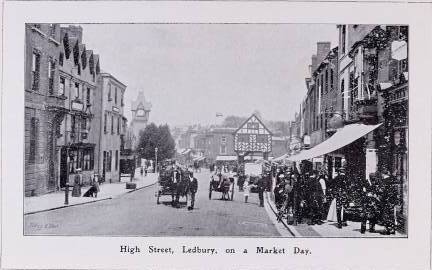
[63,25,83,44]
[311,55,318,73]
[316,42,331,66]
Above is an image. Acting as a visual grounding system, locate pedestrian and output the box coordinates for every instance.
[144,166,148,177]
[307,170,323,225]
[318,171,328,218]
[360,173,380,234]
[72,168,82,197]
[274,174,285,210]
[140,166,144,176]
[292,173,305,225]
[243,177,251,203]
[83,174,100,198]
[333,167,349,228]
[187,172,198,210]
[257,175,265,207]
[379,169,398,235]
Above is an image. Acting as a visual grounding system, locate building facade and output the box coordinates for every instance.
[95,72,127,183]
[55,25,101,189]
[24,23,67,196]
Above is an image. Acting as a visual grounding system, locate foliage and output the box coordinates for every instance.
[136,123,176,161]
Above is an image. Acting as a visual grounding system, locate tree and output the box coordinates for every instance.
[221,115,247,128]
[136,123,176,162]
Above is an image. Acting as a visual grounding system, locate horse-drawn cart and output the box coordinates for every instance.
[209,173,235,201]
[156,166,189,207]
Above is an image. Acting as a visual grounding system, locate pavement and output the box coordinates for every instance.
[265,191,405,238]
[24,169,281,236]
[24,169,158,215]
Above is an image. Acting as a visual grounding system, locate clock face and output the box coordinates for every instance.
[136,109,145,117]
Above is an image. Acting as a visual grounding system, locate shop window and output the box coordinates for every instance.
[31,51,40,91]
[29,117,39,163]
[81,118,87,130]
[83,149,94,171]
[59,77,65,96]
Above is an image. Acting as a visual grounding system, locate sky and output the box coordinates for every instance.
[79,24,338,127]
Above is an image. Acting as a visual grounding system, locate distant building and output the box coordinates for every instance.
[130,91,152,149]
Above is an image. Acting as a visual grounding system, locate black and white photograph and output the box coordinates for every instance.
[23,23,409,238]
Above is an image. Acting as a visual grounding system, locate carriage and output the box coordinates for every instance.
[208,173,235,201]
[156,166,189,206]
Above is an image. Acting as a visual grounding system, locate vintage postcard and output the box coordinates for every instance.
[1,1,431,269]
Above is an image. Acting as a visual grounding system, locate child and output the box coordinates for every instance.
[243,177,251,203]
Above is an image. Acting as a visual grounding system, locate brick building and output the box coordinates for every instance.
[56,25,101,188]
[24,24,67,196]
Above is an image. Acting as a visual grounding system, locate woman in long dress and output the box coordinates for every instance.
[72,168,82,197]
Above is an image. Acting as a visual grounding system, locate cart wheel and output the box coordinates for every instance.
[230,184,234,201]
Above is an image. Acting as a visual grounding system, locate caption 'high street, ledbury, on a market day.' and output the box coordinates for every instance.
[23,23,408,237]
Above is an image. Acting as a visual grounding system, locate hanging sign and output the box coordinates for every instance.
[391,40,407,61]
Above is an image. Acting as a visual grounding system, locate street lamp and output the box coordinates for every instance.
[155,147,158,173]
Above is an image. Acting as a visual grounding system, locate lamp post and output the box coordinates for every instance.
[155,147,158,173]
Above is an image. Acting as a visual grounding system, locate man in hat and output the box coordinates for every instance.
[187,172,198,210]
[333,167,349,228]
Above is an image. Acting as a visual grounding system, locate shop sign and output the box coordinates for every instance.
[112,106,120,113]
[71,101,84,111]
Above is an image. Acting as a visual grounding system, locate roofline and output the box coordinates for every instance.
[100,72,127,88]
[234,114,273,136]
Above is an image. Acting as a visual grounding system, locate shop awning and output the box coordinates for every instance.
[287,123,382,161]
[216,155,237,161]
[272,153,288,162]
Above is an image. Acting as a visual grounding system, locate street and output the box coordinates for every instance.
[24,170,281,236]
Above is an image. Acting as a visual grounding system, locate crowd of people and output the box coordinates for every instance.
[272,164,400,235]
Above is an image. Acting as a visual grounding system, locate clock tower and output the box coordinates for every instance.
[130,91,152,149]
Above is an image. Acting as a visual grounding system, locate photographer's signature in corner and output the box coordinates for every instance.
[29,222,59,230]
